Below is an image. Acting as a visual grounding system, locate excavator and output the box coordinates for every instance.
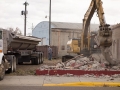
[63,0,114,65]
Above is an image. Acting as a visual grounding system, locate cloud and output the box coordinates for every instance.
[0,0,120,35]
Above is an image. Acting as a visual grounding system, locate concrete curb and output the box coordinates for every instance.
[36,69,120,75]
[43,82,120,87]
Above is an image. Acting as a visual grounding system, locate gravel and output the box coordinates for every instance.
[6,59,61,76]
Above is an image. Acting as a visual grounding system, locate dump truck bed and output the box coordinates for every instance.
[2,29,41,54]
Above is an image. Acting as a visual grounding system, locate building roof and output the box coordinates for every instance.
[34,21,100,31]
[111,23,120,30]
[52,21,99,31]
[51,22,82,30]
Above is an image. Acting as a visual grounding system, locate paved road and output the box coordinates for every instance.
[0,86,120,90]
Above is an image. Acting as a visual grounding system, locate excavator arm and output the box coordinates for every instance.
[81,0,113,65]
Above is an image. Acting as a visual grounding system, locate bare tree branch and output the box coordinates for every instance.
[7,27,22,35]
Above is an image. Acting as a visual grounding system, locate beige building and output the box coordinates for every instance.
[51,28,81,57]
[33,21,99,57]
[112,24,120,63]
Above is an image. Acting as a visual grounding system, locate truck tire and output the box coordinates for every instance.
[7,57,14,73]
[34,57,39,65]
[0,61,5,81]
[31,58,35,65]
[18,57,23,65]
[38,58,41,64]
[16,57,18,65]
[39,58,41,64]
[13,56,16,72]
[7,62,13,73]
[41,54,43,64]
[38,54,41,64]
[39,54,41,64]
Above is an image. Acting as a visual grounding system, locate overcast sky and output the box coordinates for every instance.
[0,0,120,35]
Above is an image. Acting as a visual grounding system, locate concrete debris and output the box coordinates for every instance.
[56,62,65,68]
[105,75,111,78]
[40,55,120,71]
[63,56,111,71]
[111,66,120,70]
[39,54,120,78]
[66,60,76,67]
[56,74,60,77]
[40,65,49,70]
[111,74,120,78]
[110,77,114,80]
[66,73,74,77]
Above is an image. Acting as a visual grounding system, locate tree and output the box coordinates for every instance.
[14,27,22,35]
[8,27,14,32]
[7,27,22,35]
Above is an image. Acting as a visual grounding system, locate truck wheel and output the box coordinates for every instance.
[41,54,43,64]
[41,59,43,64]
[34,57,39,65]
[16,57,18,65]
[38,54,41,64]
[39,57,41,64]
[0,61,5,81]
[31,58,35,65]
[7,59,14,73]
[13,56,16,72]
[38,57,40,64]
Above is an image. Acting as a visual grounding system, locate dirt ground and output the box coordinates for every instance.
[6,58,61,76]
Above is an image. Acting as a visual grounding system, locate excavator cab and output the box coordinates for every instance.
[67,39,80,54]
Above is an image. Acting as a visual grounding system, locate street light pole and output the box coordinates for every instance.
[49,0,51,45]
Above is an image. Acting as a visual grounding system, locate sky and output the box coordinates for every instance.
[0,0,120,35]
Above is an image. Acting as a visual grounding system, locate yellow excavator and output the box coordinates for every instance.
[63,0,113,65]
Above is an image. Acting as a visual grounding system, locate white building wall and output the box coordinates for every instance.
[112,25,120,63]
[52,29,80,57]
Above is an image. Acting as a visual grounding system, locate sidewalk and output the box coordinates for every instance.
[0,75,120,86]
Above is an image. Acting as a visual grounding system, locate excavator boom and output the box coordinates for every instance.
[66,0,113,65]
[81,0,111,49]
[81,0,113,65]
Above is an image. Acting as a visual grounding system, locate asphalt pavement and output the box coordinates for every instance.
[0,86,120,90]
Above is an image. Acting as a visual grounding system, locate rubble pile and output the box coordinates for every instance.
[40,55,120,71]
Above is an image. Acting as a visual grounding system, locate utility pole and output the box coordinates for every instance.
[31,23,34,35]
[32,23,34,30]
[49,0,51,45]
[21,1,29,36]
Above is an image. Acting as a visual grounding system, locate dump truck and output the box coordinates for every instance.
[0,29,44,80]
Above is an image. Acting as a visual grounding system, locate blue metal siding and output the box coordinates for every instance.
[32,21,55,45]
[32,21,49,45]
